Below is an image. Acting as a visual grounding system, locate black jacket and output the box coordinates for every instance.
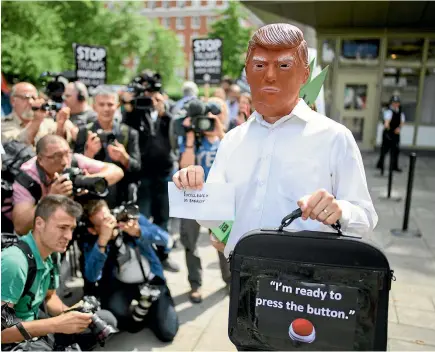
[74,120,141,207]
[122,109,173,178]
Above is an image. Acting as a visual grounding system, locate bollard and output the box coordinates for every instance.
[379,147,401,201]
[391,153,421,237]
[387,147,394,198]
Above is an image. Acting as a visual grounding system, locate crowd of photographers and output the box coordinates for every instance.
[1,71,252,351]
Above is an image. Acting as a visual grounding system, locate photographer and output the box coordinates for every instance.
[122,73,179,272]
[80,200,179,342]
[74,86,141,208]
[1,82,77,146]
[62,82,97,127]
[1,195,117,351]
[178,97,231,303]
[12,135,124,235]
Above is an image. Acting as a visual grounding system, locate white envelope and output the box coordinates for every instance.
[168,182,235,221]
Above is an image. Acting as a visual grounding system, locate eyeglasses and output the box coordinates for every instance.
[14,94,38,101]
[42,151,73,162]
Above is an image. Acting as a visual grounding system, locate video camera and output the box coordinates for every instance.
[40,71,71,103]
[31,101,62,113]
[173,98,221,137]
[65,296,118,347]
[61,168,109,198]
[123,71,162,111]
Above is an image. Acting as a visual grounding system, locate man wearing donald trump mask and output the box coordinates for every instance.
[172,23,378,258]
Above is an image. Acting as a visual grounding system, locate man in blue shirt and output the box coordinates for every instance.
[177,97,231,303]
[79,200,178,342]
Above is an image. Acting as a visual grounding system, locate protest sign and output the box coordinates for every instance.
[74,43,107,89]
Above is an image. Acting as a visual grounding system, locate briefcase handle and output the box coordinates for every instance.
[278,208,343,235]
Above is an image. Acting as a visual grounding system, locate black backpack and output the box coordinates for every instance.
[1,233,59,313]
[228,209,393,351]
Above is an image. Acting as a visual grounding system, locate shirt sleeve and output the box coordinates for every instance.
[136,214,169,248]
[126,128,141,173]
[83,242,107,283]
[1,248,28,304]
[13,181,36,206]
[331,127,378,236]
[75,153,105,174]
[383,110,393,121]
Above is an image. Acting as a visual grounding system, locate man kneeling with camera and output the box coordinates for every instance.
[80,200,179,342]
[1,195,118,351]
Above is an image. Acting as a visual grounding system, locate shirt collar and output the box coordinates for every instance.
[253,99,313,128]
[22,232,53,270]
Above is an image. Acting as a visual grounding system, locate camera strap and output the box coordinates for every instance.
[132,241,149,284]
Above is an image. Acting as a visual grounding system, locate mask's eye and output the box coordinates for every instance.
[280,63,291,69]
[254,64,264,69]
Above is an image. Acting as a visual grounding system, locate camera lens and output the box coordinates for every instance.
[90,315,118,347]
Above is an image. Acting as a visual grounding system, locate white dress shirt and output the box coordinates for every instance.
[383,109,405,123]
[198,99,378,258]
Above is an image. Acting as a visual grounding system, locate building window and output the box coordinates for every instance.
[177,34,185,48]
[147,0,156,9]
[207,16,215,28]
[192,16,201,29]
[321,39,335,64]
[340,39,380,63]
[191,0,200,7]
[177,0,186,8]
[162,0,171,8]
[386,38,424,64]
[207,0,216,7]
[421,68,435,126]
[382,67,419,122]
[176,17,185,30]
[162,17,171,28]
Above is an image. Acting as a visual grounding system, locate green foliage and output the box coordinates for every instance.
[138,20,185,87]
[1,1,182,86]
[208,1,253,79]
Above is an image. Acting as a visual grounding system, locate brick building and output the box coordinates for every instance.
[140,0,263,79]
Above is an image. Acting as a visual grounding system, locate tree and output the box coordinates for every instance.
[138,20,185,87]
[1,1,182,86]
[208,1,253,79]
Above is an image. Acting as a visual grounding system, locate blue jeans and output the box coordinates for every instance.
[102,279,178,342]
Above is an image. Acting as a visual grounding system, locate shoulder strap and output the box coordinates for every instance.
[15,172,42,204]
[120,124,129,149]
[14,241,37,300]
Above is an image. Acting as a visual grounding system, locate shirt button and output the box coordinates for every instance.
[258,180,264,186]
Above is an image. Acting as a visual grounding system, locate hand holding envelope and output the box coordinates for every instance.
[168,182,235,221]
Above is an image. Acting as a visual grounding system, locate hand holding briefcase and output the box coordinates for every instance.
[228,208,394,351]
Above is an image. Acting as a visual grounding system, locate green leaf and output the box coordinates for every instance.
[300,66,329,106]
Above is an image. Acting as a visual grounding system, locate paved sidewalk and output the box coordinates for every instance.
[104,152,435,351]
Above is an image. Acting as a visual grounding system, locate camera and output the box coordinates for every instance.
[61,168,109,197]
[40,71,72,103]
[111,203,140,223]
[95,129,117,146]
[173,98,221,137]
[66,296,118,347]
[123,71,162,112]
[132,283,161,323]
[31,101,63,113]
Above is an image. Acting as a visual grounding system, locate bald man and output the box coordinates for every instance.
[1,82,76,146]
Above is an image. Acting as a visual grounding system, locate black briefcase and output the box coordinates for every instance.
[228,209,394,351]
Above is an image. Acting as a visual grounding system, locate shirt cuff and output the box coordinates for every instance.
[336,199,352,229]
[91,242,108,260]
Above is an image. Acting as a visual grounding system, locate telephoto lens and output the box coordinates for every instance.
[132,284,161,323]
